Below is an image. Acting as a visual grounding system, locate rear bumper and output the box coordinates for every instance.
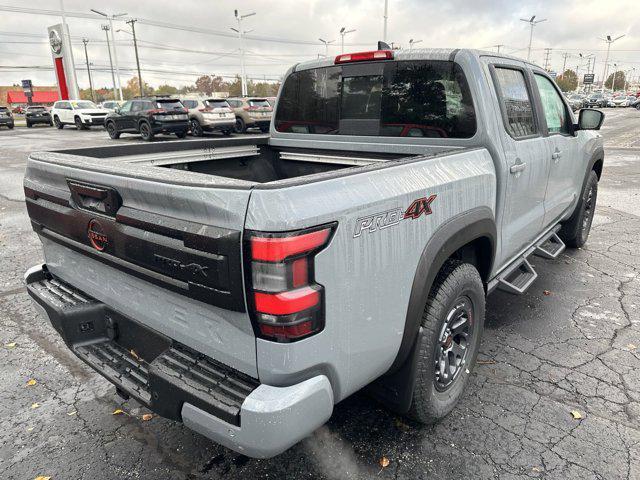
[24,264,333,458]
[151,120,189,133]
[247,119,271,128]
[201,117,235,129]
[0,117,14,125]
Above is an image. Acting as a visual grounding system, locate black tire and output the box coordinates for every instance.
[139,121,154,141]
[234,117,246,134]
[54,116,63,129]
[175,130,188,139]
[26,121,32,128]
[260,126,269,133]
[408,260,485,424]
[105,121,120,139]
[559,170,598,248]
[48,120,53,127]
[74,116,86,130]
[190,119,203,137]
[221,128,232,136]
[8,123,14,129]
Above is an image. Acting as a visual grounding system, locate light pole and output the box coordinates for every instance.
[319,38,335,57]
[124,19,143,97]
[81,38,94,102]
[408,38,422,52]
[101,24,118,101]
[91,9,127,101]
[383,0,389,42]
[340,27,356,54]
[520,15,547,61]
[231,10,255,97]
[599,34,625,94]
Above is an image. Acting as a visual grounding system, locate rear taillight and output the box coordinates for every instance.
[245,224,335,342]
[148,108,166,114]
[334,50,393,64]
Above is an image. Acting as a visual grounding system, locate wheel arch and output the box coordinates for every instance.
[366,206,496,413]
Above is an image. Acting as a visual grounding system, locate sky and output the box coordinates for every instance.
[0,0,638,90]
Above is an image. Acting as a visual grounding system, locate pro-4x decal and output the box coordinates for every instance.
[353,194,437,238]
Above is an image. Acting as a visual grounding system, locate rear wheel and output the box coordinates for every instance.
[26,121,32,128]
[175,130,188,139]
[260,126,269,133]
[139,121,154,141]
[234,117,246,134]
[8,123,14,129]
[106,121,120,139]
[54,116,63,129]
[190,119,203,137]
[408,260,485,424]
[559,170,598,248]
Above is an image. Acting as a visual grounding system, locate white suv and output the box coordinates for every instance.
[51,100,109,130]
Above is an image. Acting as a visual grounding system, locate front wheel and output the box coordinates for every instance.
[139,121,154,141]
[408,260,485,424]
[106,121,120,139]
[54,116,63,129]
[75,116,86,130]
[26,121,32,128]
[559,170,598,248]
[190,119,203,137]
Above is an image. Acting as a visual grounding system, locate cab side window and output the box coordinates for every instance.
[534,74,571,135]
[120,101,133,113]
[493,67,538,139]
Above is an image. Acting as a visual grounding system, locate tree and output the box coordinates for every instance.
[123,76,153,99]
[605,70,626,90]
[194,75,225,95]
[556,69,578,92]
[155,84,178,95]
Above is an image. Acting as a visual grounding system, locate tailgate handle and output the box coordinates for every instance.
[67,180,122,216]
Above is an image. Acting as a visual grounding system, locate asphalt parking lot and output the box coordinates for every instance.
[1,110,639,480]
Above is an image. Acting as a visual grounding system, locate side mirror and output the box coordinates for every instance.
[576,109,604,131]
[114,106,121,114]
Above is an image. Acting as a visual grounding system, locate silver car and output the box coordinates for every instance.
[182,98,235,136]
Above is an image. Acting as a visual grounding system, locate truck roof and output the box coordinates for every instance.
[292,47,540,72]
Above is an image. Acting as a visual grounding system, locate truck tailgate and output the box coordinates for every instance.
[24,155,257,377]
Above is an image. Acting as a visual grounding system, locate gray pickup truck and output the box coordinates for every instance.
[24,48,604,458]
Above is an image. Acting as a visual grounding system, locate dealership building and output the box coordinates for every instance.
[0,86,59,108]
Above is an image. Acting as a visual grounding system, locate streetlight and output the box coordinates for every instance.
[340,27,356,54]
[81,38,94,102]
[519,15,547,61]
[231,9,255,97]
[100,24,118,101]
[599,34,625,94]
[383,0,389,42]
[408,38,422,52]
[318,38,335,57]
[91,9,127,100]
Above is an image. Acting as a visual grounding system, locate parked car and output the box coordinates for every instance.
[566,94,584,111]
[100,100,124,111]
[24,48,605,459]
[104,97,189,141]
[585,93,608,108]
[12,105,25,114]
[24,106,53,127]
[227,97,272,133]
[51,100,109,130]
[0,106,14,129]
[266,96,277,108]
[181,98,235,136]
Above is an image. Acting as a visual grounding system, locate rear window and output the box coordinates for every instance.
[157,100,184,110]
[205,100,231,109]
[249,99,270,108]
[28,107,46,111]
[0,106,9,111]
[275,60,476,138]
[182,100,198,109]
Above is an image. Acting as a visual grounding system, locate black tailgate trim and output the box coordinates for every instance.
[25,186,245,312]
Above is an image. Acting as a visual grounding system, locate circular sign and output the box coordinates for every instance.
[49,29,63,55]
[87,219,108,251]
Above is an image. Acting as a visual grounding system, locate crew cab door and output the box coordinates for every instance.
[531,72,580,226]
[487,61,550,259]
[115,100,134,130]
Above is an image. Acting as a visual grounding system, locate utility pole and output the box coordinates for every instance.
[493,44,505,53]
[383,0,389,42]
[340,27,356,54]
[543,48,552,71]
[126,19,143,97]
[91,9,127,100]
[81,38,94,102]
[520,15,547,61]
[408,39,422,52]
[600,34,625,94]
[559,52,570,78]
[319,38,335,57]
[101,24,118,101]
[231,9,256,97]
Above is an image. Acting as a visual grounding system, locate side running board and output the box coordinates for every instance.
[534,231,566,259]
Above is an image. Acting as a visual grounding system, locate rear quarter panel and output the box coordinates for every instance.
[246,149,496,401]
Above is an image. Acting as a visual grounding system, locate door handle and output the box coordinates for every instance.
[510,160,527,174]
